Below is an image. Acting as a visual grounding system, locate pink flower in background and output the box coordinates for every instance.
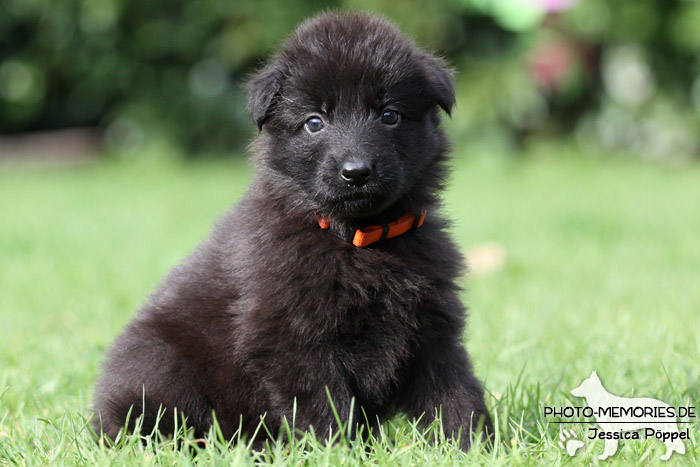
[527,0,579,13]
[529,40,576,92]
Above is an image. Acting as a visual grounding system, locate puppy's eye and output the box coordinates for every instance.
[305,116,324,133]
[381,110,400,125]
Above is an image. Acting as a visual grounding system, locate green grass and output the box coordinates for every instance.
[1,146,699,465]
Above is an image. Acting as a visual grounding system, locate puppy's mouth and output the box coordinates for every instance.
[324,191,394,218]
[312,168,405,219]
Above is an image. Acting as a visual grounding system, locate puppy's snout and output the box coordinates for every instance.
[341,160,372,187]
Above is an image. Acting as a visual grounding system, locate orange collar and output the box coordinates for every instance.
[318,210,426,247]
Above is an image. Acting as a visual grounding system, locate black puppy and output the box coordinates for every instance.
[92,11,492,451]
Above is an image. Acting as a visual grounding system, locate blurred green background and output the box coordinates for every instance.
[2,0,700,161]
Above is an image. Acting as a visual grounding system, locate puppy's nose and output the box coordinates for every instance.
[341,161,372,187]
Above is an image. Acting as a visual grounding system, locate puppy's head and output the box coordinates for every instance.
[248,12,454,221]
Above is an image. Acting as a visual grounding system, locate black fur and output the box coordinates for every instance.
[92,11,492,451]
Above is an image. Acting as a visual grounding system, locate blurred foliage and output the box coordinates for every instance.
[1,0,700,160]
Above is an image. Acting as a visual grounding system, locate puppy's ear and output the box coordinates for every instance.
[247,63,284,130]
[422,56,455,116]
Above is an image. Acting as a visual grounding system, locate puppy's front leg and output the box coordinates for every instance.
[248,345,356,441]
[398,338,493,451]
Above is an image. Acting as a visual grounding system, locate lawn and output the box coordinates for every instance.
[1,146,699,465]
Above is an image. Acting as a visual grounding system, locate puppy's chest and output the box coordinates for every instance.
[290,253,429,385]
[276,250,429,338]
[331,299,417,398]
